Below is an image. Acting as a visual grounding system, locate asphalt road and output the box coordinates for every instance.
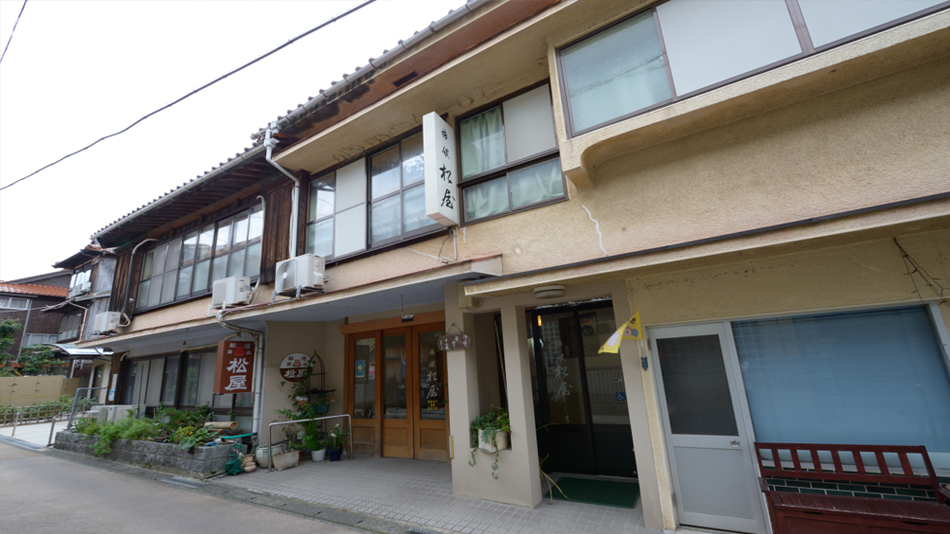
[0,442,366,534]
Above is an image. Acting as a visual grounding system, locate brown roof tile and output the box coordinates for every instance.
[0,282,69,298]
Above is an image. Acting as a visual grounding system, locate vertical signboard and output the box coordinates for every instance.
[213,339,255,394]
[423,111,460,226]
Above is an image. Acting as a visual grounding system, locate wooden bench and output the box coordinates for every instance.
[754,442,950,534]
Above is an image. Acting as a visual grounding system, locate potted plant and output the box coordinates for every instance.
[468,406,510,480]
[326,424,350,462]
[471,406,510,453]
[302,430,327,461]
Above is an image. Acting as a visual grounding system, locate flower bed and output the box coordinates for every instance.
[55,431,230,478]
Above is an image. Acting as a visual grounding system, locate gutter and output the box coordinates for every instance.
[250,0,494,140]
[264,126,300,258]
[91,145,266,242]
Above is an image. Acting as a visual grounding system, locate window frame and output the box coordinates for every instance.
[305,173,336,259]
[367,131,440,249]
[22,333,58,348]
[455,82,567,225]
[58,310,83,342]
[134,203,263,313]
[556,0,950,137]
[0,296,29,310]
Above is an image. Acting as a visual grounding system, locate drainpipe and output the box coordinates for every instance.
[264,123,299,259]
[215,309,266,437]
[118,238,158,327]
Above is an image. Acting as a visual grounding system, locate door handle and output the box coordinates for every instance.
[730,439,740,448]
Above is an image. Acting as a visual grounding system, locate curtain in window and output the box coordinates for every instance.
[510,159,564,209]
[463,176,509,221]
[733,307,950,453]
[460,107,505,178]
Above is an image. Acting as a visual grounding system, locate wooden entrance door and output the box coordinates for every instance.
[345,317,447,461]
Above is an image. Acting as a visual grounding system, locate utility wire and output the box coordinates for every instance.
[0,0,375,192]
[0,0,28,66]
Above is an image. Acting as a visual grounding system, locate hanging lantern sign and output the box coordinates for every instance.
[279,352,312,382]
[437,323,471,350]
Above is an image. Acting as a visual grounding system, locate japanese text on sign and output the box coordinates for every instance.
[423,112,459,226]
[213,340,255,394]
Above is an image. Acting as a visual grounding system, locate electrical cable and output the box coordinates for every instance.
[0,0,27,66]
[0,0,375,192]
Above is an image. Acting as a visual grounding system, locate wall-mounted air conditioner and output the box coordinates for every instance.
[92,311,122,335]
[79,280,92,293]
[275,254,326,295]
[212,276,251,308]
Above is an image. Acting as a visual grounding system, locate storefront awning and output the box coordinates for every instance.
[45,344,114,360]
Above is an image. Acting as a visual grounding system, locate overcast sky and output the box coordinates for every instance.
[0,0,465,281]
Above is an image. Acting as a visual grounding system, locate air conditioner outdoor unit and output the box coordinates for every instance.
[92,311,122,334]
[275,254,326,295]
[79,280,92,293]
[212,276,251,308]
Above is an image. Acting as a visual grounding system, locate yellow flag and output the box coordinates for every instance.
[598,312,642,354]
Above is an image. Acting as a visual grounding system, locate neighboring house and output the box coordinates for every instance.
[0,274,69,361]
[42,244,119,396]
[75,1,950,533]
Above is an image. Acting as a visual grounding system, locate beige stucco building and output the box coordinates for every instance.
[80,1,950,532]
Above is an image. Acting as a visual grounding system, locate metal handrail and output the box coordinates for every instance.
[266,414,352,472]
[66,387,109,430]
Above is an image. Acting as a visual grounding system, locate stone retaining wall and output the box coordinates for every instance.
[54,431,231,478]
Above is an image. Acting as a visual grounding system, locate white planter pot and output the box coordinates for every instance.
[311,448,327,462]
[255,444,285,468]
[477,429,508,453]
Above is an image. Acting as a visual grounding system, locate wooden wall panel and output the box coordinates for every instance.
[260,182,292,285]
[109,250,133,312]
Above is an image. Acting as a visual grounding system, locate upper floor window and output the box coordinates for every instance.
[458,84,565,223]
[305,132,440,260]
[559,0,947,136]
[369,133,435,246]
[68,268,92,297]
[58,311,82,341]
[0,296,29,310]
[136,204,262,311]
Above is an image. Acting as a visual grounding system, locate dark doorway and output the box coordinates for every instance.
[529,300,636,477]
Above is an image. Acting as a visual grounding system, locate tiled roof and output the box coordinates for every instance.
[0,282,68,298]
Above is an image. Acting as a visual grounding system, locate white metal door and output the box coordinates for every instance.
[651,323,766,533]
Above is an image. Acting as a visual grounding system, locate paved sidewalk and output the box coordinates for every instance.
[218,455,663,534]
[0,420,68,447]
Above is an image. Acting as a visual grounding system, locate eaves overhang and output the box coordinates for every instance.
[79,255,502,355]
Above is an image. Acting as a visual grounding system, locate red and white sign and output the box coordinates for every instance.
[279,352,312,382]
[213,340,255,394]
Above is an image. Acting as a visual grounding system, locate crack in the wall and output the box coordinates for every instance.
[582,204,608,257]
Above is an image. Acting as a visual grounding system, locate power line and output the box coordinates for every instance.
[0,0,28,65]
[0,0,375,192]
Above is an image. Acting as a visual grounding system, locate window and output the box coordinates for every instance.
[369,133,436,246]
[23,333,58,348]
[135,204,262,311]
[0,296,29,310]
[58,311,83,341]
[459,84,565,223]
[558,0,948,135]
[67,267,92,297]
[732,306,950,457]
[306,175,335,258]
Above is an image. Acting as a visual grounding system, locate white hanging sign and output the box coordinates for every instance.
[423,112,460,227]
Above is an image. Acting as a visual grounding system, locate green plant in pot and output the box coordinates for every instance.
[302,430,328,461]
[468,406,510,480]
[326,424,350,462]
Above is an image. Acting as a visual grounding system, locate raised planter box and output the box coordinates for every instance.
[54,431,230,479]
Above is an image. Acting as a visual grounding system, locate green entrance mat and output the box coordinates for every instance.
[544,477,640,509]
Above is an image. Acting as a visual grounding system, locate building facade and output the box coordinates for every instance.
[77,1,950,532]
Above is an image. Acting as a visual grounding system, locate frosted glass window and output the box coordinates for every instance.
[145,359,164,406]
[401,134,425,186]
[307,219,334,258]
[402,184,430,233]
[335,160,366,210]
[371,146,401,200]
[371,195,400,243]
[510,158,564,209]
[463,176,508,221]
[799,0,944,48]
[195,353,216,407]
[561,11,672,133]
[460,107,505,178]
[334,205,366,257]
[733,307,950,453]
[503,86,557,163]
[656,0,802,96]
